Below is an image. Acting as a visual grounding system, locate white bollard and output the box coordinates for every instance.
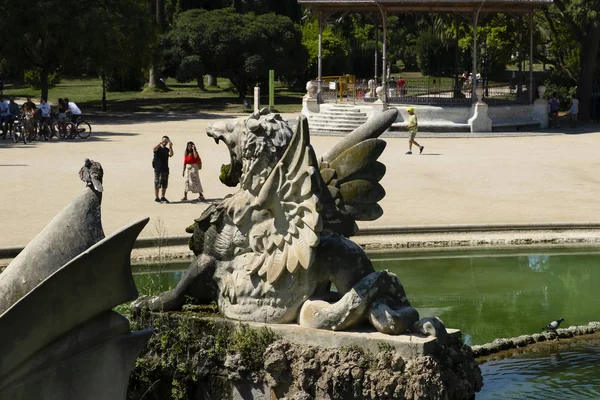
[254,87,260,113]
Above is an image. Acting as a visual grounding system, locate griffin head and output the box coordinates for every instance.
[207,109,292,194]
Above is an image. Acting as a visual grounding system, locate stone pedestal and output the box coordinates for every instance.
[533,100,549,128]
[301,81,320,117]
[533,85,549,128]
[468,88,492,133]
[371,99,389,115]
[370,85,389,115]
[302,97,320,115]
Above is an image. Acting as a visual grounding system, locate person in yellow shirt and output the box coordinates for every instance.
[406,107,424,154]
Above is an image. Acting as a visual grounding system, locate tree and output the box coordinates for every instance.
[165,8,307,97]
[82,0,156,107]
[0,0,156,100]
[1,0,90,99]
[300,19,349,78]
[540,0,600,121]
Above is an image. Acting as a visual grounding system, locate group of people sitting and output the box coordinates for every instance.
[0,96,82,139]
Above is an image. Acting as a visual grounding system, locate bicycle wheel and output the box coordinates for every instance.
[20,126,27,145]
[11,125,19,143]
[40,125,49,141]
[77,121,92,139]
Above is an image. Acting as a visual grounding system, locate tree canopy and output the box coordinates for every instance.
[164,8,307,97]
[0,0,156,98]
[0,0,598,119]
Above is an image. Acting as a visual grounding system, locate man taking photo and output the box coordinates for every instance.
[153,135,174,203]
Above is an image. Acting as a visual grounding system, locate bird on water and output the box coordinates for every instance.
[543,318,565,332]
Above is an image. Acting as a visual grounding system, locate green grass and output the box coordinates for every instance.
[2,77,304,114]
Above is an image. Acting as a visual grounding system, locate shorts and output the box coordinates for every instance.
[409,131,418,141]
[154,171,169,189]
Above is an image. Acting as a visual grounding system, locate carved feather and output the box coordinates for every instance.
[328,139,386,181]
[339,180,386,204]
[343,203,384,221]
[243,115,320,284]
[339,161,386,184]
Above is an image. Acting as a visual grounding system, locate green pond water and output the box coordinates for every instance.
[133,247,600,399]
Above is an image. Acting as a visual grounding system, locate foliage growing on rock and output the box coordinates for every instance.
[128,311,482,400]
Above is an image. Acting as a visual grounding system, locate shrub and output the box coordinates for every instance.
[24,69,61,89]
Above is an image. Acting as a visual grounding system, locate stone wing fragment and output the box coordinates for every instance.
[318,109,398,237]
[245,116,323,284]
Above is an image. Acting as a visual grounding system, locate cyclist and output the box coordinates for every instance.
[0,96,9,139]
[64,98,82,123]
[21,98,37,140]
[21,97,36,115]
[57,98,68,136]
[8,96,20,134]
[39,97,52,124]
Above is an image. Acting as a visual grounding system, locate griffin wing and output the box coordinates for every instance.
[244,116,323,284]
[318,109,398,236]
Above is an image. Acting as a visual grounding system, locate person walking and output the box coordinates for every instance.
[548,93,560,128]
[181,141,205,202]
[406,107,424,155]
[569,96,579,128]
[153,135,174,203]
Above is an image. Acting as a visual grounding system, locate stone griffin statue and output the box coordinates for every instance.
[135,109,446,338]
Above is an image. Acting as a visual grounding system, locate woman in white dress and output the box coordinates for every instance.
[569,96,579,128]
[181,141,205,202]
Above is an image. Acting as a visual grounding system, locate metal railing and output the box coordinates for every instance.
[316,77,536,106]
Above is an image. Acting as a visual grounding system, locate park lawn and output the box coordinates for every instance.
[2,77,304,114]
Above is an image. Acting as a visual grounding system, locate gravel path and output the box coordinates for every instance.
[2,112,600,248]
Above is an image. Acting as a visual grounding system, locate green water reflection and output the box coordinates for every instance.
[134,248,600,346]
[478,339,600,399]
[133,248,600,399]
[370,249,600,346]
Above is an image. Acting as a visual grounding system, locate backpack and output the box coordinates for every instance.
[550,98,560,112]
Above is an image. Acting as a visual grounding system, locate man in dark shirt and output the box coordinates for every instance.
[153,135,174,203]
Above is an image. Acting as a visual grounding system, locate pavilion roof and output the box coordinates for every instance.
[297,0,553,13]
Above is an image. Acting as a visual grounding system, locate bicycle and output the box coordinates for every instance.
[65,116,92,139]
[36,117,54,141]
[9,117,28,144]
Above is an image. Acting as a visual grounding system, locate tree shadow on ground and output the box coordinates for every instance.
[80,94,303,124]
[0,131,139,148]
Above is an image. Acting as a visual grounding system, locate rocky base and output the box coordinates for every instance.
[472,322,600,358]
[128,309,482,400]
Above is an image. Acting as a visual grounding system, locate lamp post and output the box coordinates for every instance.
[481,40,489,98]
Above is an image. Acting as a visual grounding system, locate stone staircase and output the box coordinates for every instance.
[307,104,368,134]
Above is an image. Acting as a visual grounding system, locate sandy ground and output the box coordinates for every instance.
[2,112,600,248]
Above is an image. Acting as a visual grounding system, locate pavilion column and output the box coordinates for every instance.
[471,10,479,103]
[529,11,534,104]
[317,9,324,103]
[374,19,378,97]
[381,8,388,104]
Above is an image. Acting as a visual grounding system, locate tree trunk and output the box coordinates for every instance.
[148,0,165,89]
[576,22,600,122]
[148,67,157,88]
[102,71,107,112]
[196,76,205,90]
[40,69,49,100]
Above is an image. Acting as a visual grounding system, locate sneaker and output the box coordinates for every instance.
[154,197,161,203]
[406,151,412,155]
[160,197,170,203]
[419,146,424,154]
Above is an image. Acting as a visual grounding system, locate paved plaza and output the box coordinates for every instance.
[2,112,600,248]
